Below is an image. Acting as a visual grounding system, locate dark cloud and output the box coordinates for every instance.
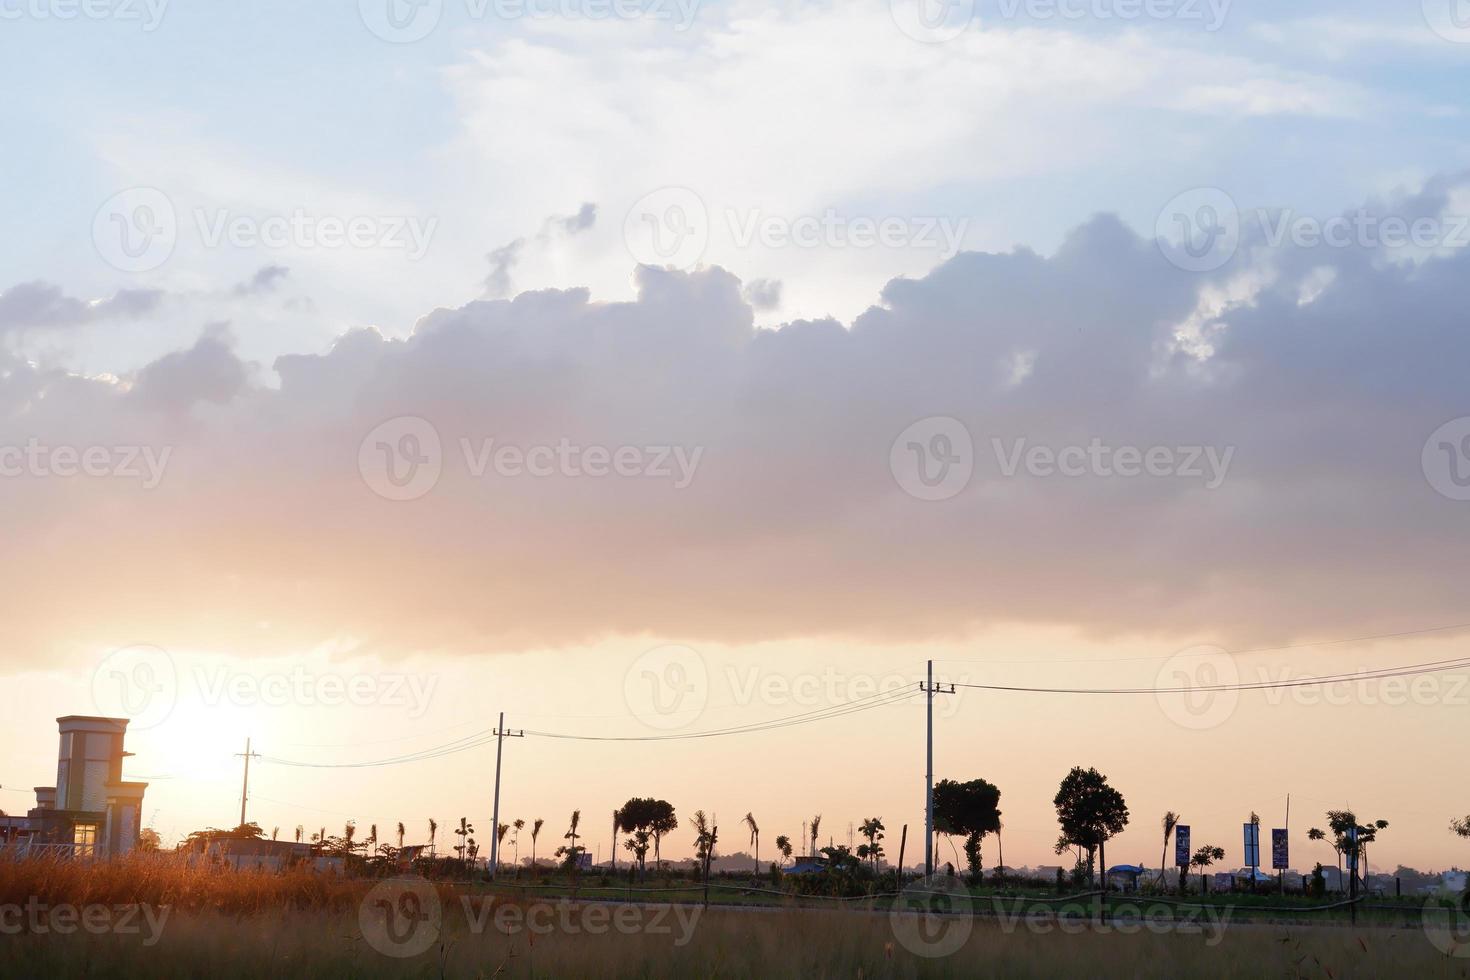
[742,278,782,310]
[0,281,164,333]
[233,265,291,296]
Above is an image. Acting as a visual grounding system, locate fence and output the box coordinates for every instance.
[0,841,93,862]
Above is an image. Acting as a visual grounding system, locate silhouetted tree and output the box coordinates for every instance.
[1053,767,1128,888]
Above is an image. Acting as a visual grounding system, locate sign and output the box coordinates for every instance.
[1243,823,1260,868]
[1271,829,1289,870]
[1174,824,1191,867]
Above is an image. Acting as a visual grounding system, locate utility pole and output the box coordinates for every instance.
[235,738,259,830]
[922,660,954,877]
[489,712,523,880]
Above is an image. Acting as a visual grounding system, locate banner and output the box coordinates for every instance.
[1271,829,1289,870]
[1243,823,1260,868]
[1174,824,1191,867]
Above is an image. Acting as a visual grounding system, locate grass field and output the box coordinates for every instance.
[3,857,1466,977]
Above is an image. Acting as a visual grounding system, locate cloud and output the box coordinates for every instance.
[3,180,1470,665]
[127,323,251,414]
[0,281,164,334]
[233,265,291,296]
[483,202,599,298]
[742,278,782,310]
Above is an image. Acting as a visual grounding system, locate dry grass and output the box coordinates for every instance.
[2,858,1466,978]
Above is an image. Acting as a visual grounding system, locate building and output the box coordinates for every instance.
[196,838,314,872]
[6,716,149,858]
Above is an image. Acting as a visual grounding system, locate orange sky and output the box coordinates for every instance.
[4,626,1466,874]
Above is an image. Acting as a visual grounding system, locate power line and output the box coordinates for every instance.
[258,687,919,767]
[521,687,921,743]
[950,655,1470,695]
[933,620,1470,666]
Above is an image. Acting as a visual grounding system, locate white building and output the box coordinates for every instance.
[9,716,149,858]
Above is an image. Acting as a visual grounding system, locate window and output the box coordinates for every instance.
[73,823,98,858]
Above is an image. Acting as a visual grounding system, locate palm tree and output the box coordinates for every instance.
[368,824,378,858]
[271,826,279,841]
[531,818,544,876]
[497,823,510,871]
[858,817,885,872]
[294,825,303,844]
[775,834,793,866]
[809,814,822,860]
[397,822,406,850]
[513,819,525,875]
[1159,811,1180,888]
[429,818,438,858]
[565,810,582,867]
[743,812,760,874]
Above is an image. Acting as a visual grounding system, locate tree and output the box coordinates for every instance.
[497,823,510,870]
[934,778,1002,883]
[692,810,717,878]
[1053,767,1129,888]
[1308,810,1388,892]
[775,834,793,865]
[623,830,652,873]
[138,828,161,852]
[1190,844,1225,893]
[1453,816,1470,839]
[1158,811,1180,888]
[857,817,885,873]
[429,818,438,858]
[610,810,619,873]
[809,814,822,859]
[650,801,677,872]
[617,799,675,880]
[558,810,583,869]
[367,824,378,858]
[271,826,280,842]
[743,812,761,874]
[397,822,406,850]
[454,817,476,871]
[530,817,544,875]
[295,825,304,844]
[513,819,525,875]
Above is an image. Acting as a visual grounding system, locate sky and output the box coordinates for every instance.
[2,0,1470,873]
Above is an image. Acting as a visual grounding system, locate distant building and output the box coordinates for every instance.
[3,716,148,858]
[200,838,314,872]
